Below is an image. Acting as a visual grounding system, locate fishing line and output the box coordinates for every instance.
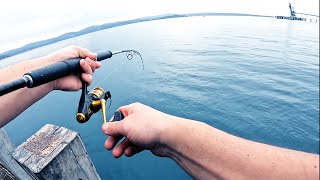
[94,61,125,87]
[94,50,144,87]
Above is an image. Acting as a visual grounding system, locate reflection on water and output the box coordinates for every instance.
[3,16,319,179]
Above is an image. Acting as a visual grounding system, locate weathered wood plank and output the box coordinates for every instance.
[0,161,16,180]
[69,135,101,179]
[12,124,101,180]
[12,125,60,164]
[39,145,88,180]
[23,127,77,173]
[13,124,77,173]
[0,128,37,179]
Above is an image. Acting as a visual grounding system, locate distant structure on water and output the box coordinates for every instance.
[275,3,319,22]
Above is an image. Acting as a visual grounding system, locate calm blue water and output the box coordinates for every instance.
[3,16,319,179]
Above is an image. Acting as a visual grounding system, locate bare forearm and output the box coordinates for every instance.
[0,56,54,127]
[164,116,319,179]
[0,55,52,83]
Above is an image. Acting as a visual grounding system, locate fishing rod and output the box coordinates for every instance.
[0,49,143,124]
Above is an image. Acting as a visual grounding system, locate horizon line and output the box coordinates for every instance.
[0,12,272,60]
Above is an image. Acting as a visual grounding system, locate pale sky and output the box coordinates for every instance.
[0,0,318,53]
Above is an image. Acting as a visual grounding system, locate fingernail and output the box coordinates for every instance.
[91,52,97,57]
[108,116,114,122]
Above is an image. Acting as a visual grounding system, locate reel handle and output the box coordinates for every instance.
[76,82,90,123]
[112,111,124,122]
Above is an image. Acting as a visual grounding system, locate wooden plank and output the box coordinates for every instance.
[13,124,77,173]
[12,124,101,179]
[39,145,88,180]
[0,128,36,179]
[0,163,16,180]
[23,128,77,173]
[69,135,101,179]
[12,125,59,164]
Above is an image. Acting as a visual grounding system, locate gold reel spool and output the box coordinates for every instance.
[76,87,110,124]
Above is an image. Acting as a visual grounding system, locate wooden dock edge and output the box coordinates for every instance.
[1,124,101,180]
[0,128,37,179]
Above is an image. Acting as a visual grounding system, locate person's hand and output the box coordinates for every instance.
[102,102,174,158]
[47,45,101,91]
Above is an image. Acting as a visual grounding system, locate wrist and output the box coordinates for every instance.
[47,80,57,91]
[158,114,184,158]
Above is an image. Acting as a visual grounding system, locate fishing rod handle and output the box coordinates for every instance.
[24,58,81,87]
[24,51,113,88]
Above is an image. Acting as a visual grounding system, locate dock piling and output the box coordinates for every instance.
[12,124,101,180]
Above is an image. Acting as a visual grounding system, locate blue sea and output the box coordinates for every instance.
[2,16,319,179]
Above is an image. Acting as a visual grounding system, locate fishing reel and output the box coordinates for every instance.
[76,82,111,123]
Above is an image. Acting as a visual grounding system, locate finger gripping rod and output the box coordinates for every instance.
[0,51,112,96]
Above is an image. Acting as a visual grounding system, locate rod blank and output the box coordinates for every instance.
[0,79,27,96]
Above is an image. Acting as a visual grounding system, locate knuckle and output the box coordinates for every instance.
[132,102,142,106]
[118,105,127,111]
[68,45,76,49]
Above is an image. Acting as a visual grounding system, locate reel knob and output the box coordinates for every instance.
[112,111,124,122]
